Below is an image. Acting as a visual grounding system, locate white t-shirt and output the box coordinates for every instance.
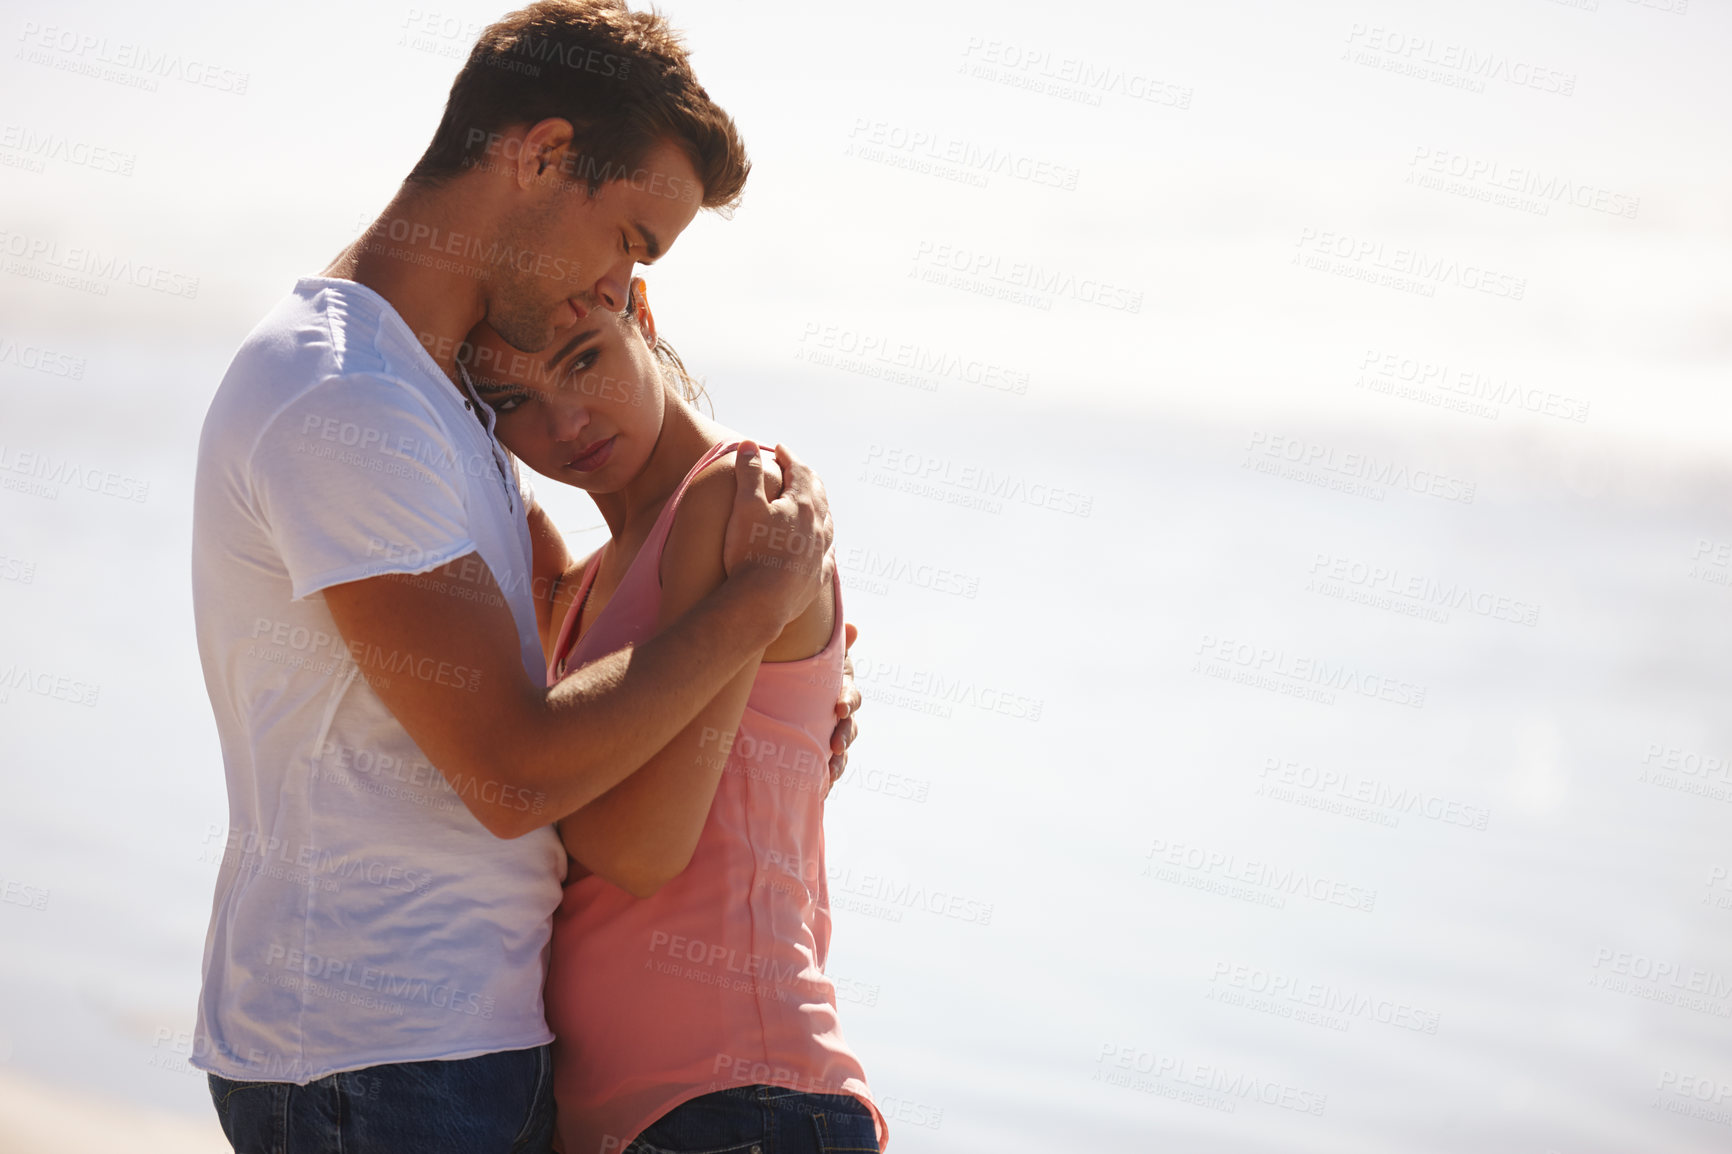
[189,277,565,1083]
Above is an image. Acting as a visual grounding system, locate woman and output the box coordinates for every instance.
[462,279,887,1154]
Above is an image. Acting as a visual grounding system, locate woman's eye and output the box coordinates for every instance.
[566,348,599,377]
[481,391,530,414]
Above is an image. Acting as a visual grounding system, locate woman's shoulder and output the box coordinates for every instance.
[673,437,788,524]
[658,437,799,589]
[661,436,837,657]
[690,435,786,485]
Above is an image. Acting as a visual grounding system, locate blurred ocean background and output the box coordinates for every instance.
[3,0,1731,1150]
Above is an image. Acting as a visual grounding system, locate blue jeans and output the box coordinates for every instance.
[625,1084,880,1154]
[207,1044,554,1154]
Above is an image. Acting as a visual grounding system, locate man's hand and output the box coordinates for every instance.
[722,441,833,628]
[828,623,861,787]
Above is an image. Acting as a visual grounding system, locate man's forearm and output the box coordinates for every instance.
[502,573,785,829]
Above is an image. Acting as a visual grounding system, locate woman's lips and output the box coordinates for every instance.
[567,436,615,473]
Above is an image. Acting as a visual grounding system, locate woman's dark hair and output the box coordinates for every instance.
[626,279,710,415]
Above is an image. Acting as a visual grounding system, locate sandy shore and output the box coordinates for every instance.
[0,1069,230,1154]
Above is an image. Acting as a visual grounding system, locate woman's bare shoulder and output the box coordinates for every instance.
[656,441,802,615]
[673,440,791,530]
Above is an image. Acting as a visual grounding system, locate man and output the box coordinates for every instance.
[188,4,858,1150]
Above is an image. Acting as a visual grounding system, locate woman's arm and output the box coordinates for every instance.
[555,452,770,897]
[526,498,604,669]
[525,495,573,660]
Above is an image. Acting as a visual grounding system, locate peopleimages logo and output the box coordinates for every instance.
[262,944,497,1019]
[826,865,995,926]
[1093,1044,1327,1116]
[1143,837,1379,913]
[797,321,1031,396]
[0,554,37,584]
[354,214,591,287]
[648,930,803,986]
[840,546,981,599]
[1258,757,1491,832]
[846,117,1080,190]
[861,443,1093,518]
[1193,631,1428,710]
[1355,347,1590,424]
[1208,961,1443,1034]
[1589,947,1732,1005]
[0,124,136,175]
[0,229,199,298]
[0,875,51,911]
[1243,431,1476,506]
[201,825,434,895]
[1307,551,1540,627]
[957,38,1194,111]
[852,654,1044,722]
[0,661,101,707]
[1688,539,1732,590]
[0,443,151,502]
[1641,741,1732,781]
[15,21,252,95]
[1294,228,1525,301]
[911,240,1143,313]
[0,335,86,379]
[1342,23,1576,96]
[1407,146,1638,220]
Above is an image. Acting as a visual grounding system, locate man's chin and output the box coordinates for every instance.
[487,316,558,356]
[502,301,587,354]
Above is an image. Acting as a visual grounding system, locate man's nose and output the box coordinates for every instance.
[593,263,633,312]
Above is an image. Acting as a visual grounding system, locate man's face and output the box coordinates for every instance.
[486,136,703,354]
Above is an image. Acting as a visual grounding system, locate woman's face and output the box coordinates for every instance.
[464,287,666,495]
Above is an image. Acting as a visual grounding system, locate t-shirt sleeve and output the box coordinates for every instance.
[249,374,478,600]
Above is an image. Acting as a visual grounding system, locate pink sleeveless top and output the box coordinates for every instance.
[543,440,886,1154]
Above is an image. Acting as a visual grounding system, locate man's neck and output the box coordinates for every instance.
[323,181,492,388]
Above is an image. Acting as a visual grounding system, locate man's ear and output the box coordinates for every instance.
[518,117,576,186]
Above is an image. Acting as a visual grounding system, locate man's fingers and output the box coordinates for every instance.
[720,440,768,577]
[836,623,861,719]
[834,675,861,719]
[830,715,856,755]
[786,444,834,556]
[772,443,811,503]
[734,439,766,507]
[776,445,831,548]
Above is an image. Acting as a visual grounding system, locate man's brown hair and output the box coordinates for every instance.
[408,0,749,210]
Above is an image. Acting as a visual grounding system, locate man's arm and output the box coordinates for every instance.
[322,442,828,839]
[526,461,859,778]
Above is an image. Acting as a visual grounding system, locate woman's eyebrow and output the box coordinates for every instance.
[545,327,601,374]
